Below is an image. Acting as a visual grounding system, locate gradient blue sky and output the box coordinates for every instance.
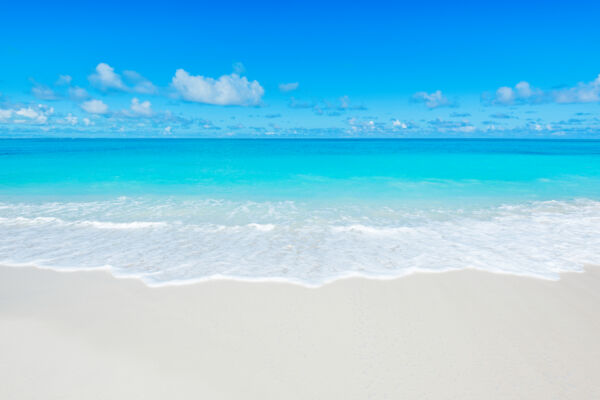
[1,0,599,137]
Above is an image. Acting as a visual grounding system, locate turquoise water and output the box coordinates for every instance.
[2,139,600,202]
[1,139,600,285]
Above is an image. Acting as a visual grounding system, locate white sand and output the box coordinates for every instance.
[1,265,600,399]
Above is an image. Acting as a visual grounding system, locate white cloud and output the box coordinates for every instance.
[69,86,89,101]
[495,86,515,104]
[123,70,157,94]
[16,107,39,119]
[133,80,157,94]
[82,117,92,126]
[490,75,600,105]
[89,63,126,91]
[392,119,408,129]
[456,125,476,133]
[412,90,452,108]
[130,98,152,116]
[81,99,109,114]
[56,75,72,86]
[163,126,172,135]
[63,113,78,125]
[553,74,600,103]
[530,122,553,132]
[347,117,384,133]
[32,85,57,100]
[279,82,299,92]
[337,95,366,111]
[171,69,264,106]
[493,81,541,105]
[515,81,533,98]
[427,118,475,133]
[0,109,13,120]
[88,63,157,94]
[12,105,54,124]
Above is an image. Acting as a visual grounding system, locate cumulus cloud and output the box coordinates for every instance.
[489,74,600,105]
[13,105,54,124]
[553,74,600,103]
[171,69,264,106]
[0,109,13,120]
[15,107,39,119]
[279,82,299,92]
[81,99,109,114]
[69,86,89,101]
[62,113,78,125]
[130,98,152,116]
[515,81,534,98]
[89,63,127,91]
[392,119,408,129]
[492,81,543,105]
[412,90,453,108]
[494,86,515,104]
[0,104,54,124]
[32,84,58,100]
[87,63,158,94]
[123,70,157,94]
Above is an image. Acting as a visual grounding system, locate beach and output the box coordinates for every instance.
[2,265,599,399]
[1,141,599,398]
[3,0,600,398]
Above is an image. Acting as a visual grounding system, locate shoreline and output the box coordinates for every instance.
[0,261,587,289]
[2,264,600,399]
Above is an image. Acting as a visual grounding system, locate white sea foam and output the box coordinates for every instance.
[0,217,167,230]
[0,197,599,286]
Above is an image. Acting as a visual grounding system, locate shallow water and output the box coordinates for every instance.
[1,139,599,285]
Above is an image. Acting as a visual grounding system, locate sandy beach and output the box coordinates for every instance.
[3,0,600,397]
[1,265,599,399]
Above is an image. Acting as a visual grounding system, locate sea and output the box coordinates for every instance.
[1,138,599,286]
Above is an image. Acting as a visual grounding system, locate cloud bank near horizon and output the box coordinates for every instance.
[1,61,599,138]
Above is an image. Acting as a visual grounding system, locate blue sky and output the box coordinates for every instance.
[1,0,599,137]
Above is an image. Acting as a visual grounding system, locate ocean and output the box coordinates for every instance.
[1,138,599,286]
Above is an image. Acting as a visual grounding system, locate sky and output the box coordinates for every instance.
[1,0,599,138]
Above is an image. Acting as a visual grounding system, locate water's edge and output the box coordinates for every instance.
[2,261,596,290]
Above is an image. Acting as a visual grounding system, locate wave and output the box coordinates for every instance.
[0,216,168,230]
[0,197,599,286]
